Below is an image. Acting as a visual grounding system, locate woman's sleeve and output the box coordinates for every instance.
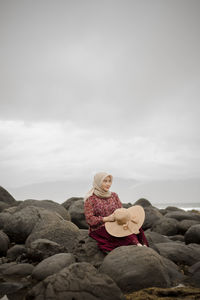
[84,198,104,227]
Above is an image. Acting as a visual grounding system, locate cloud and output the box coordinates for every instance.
[0,1,200,188]
[0,119,199,188]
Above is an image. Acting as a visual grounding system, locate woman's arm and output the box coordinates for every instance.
[84,198,104,227]
[103,214,115,222]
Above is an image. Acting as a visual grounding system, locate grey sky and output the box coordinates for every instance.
[0,0,200,188]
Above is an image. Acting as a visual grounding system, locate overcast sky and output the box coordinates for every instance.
[0,0,200,188]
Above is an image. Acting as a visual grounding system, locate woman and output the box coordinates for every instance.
[84,172,149,253]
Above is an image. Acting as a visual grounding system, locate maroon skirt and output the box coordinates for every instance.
[89,226,149,253]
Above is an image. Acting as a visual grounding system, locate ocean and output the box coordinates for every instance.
[155,202,200,212]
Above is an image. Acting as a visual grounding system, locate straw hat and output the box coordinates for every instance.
[105,205,145,237]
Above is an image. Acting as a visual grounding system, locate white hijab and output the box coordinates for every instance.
[84,172,113,202]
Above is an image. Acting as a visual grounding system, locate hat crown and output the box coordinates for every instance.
[114,208,131,225]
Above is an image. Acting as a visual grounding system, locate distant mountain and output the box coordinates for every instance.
[6,178,200,208]
[128,178,200,208]
[6,177,138,204]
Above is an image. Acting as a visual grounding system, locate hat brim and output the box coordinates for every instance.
[105,205,145,237]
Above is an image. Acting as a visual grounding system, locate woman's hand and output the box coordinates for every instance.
[103,213,115,222]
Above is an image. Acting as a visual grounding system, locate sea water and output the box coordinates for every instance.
[155,202,200,212]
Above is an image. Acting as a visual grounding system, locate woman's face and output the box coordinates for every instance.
[101,176,112,192]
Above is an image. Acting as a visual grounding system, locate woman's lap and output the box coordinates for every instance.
[89,226,143,252]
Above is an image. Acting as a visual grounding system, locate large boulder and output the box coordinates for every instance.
[0,281,29,299]
[0,262,17,273]
[0,211,12,230]
[151,217,179,236]
[168,235,185,242]
[26,262,125,300]
[32,253,75,281]
[0,201,10,212]
[16,199,70,221]
[145,230,173,244]
[133,198,152,208]
[62,197,83,210]
[155,242,200,266]
[2,263,34,277]
[99,246,175,292]
[3,206,64,243]
[0,186,16,205]
[7,245,27,261]
[165,211,200,222]
[143,206,164,230]
[160,206,184,215]
[72,229,105,266]
[178,219,200,234]
[0,230,10,256]
[25,219,79,253]
[68,199,88,229]
[187,261,200,287]
[184,224,200,244]
[161,257,185,284]
[26,239,67,261]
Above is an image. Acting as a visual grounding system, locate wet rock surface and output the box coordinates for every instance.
[99,246,179,292]
[26,262,125,300]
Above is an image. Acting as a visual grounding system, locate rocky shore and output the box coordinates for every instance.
[0,186,200,300]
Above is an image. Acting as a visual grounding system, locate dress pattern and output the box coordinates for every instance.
[84,192,122,231]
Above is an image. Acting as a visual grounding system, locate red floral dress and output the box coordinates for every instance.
[84,192,149,252]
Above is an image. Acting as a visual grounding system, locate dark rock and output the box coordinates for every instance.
[155,242,200,266]
[2,206,17,214]
[68,199,88,229]
[134,198,152,207]
[72,229,105,266]
[143,206,164,230]
[26,262,125,300]
[62,197,83,210]
[7,245,26,261]
[161,257,185,284]
[158,208,167,215]
[99,246,172,292]
[184,224,200,244]
[178,219,199,234]
[0,257,9,264]
[145,230,173,244]
[187,243,200,257]
[32,253,75,281]
[3,206,66,243]
[161,206,185,215]
[168,235,185,242]
[25,219,79,253]
[1,263,34,276]
[187,261,200,287]
[0,201,9,212]
[16,199,70,221]
[0,212,11,230]
[152,217,179,236]
[3,206,43,243]
[0,262,17,273]
[26,238,67,261]
[122,202,133,208]
[165,211,200,222]
[0,186,16,205]
[0,281,29,298]
[0,231,9,256]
